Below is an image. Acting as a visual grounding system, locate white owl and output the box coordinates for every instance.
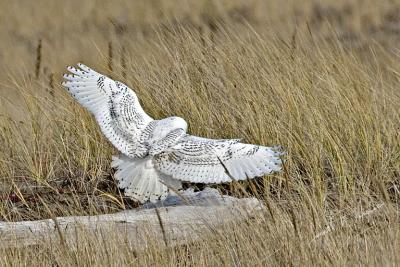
[62,64,283,203]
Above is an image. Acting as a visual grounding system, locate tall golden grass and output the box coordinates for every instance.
[0,0,399,265]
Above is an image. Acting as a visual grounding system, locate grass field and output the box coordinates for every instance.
[0,0,399,265]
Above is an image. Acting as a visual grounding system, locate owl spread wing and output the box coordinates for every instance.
[153,135,282,183]
[62,63,153,157]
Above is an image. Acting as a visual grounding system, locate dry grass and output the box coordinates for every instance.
[0,0,399,265]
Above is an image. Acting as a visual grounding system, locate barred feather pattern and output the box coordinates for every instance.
[154,135,283,183]
[62,64,283,203]
[62,63,153,157]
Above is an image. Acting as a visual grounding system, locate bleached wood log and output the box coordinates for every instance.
[0,188,264,249]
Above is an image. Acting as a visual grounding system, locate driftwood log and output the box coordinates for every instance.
[0,188,264,249]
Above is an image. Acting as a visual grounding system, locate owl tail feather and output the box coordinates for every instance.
[111,155,171,203]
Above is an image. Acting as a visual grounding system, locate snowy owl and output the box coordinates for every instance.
[62,63,283,203]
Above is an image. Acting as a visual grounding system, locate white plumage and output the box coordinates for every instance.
[62,64,283,203]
